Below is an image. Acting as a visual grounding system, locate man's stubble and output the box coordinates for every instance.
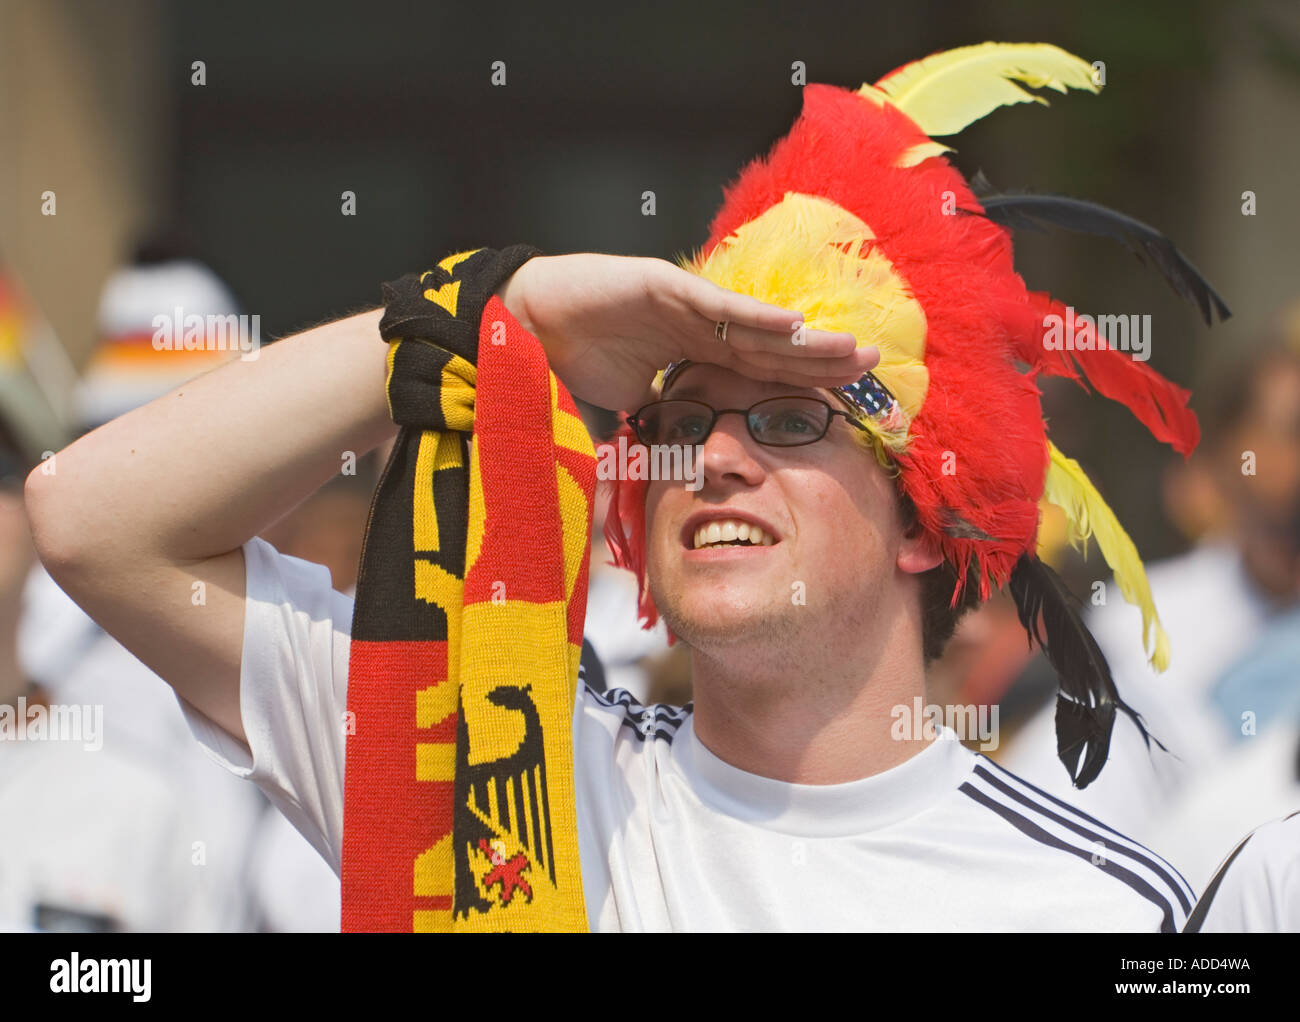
[648,564,888,684]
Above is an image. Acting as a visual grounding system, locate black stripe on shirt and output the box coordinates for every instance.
[972,764,1192,916]
[1183,831,1255,933]
[977,755,1197,905]
[961,782,1178,933]
[585,686,693,745]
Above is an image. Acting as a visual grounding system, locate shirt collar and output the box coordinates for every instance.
[670,715,976,837]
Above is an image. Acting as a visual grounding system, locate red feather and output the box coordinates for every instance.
[1006,293,1199,456]
[601,423,658,629]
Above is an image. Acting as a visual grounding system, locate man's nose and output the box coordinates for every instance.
[698,412,766,488]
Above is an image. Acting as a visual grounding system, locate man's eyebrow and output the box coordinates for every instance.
[665,383,708,401]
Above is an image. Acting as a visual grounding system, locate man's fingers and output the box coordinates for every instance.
[685,313,861,360]
[717,322,863,360]
[733,345,881,376]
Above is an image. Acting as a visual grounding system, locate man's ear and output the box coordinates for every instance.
[897,523,944,575]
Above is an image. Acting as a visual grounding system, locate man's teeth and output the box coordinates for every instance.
[692,519,775,549]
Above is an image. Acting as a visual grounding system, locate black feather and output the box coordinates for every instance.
[940,511,999,541]
[1007,554,1163,788]
[964,184,1231,326]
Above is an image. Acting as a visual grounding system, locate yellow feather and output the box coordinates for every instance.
[1042,441,1170,672]
[896,141,954,168]
[863,42,1100,137]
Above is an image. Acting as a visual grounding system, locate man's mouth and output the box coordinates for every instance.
[690,517,776,550]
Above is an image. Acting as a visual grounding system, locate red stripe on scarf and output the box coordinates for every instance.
[341,639,454,931]
[462,297,567,607]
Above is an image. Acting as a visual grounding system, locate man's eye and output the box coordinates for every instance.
[665,416,708,441]
[769,412,818,435]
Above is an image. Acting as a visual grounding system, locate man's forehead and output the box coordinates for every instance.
[662,364,828,402]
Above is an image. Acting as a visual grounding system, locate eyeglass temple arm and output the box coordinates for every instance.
[831,409,871,433]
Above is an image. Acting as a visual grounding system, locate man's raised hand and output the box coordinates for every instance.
[496,253,880,410]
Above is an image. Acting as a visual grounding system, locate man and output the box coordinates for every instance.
[26,43,1212,931]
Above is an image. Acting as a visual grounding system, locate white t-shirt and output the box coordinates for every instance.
[178,537,1198,932]
[0,733,201,932]
[1186,812,1300,932]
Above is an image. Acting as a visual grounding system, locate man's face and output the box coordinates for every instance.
[643,363,938,654]
[1230,360,1300,522]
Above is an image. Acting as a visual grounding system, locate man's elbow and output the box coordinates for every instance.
[24,460,86,582]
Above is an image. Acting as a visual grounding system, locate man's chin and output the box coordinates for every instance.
[654,595,795,650]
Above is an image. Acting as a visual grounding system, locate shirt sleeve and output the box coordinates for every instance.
[174,535,353,876]
[1186,812,1300,932]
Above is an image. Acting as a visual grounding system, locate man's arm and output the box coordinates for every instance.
[23,308,396,745]
[24,253,873,749]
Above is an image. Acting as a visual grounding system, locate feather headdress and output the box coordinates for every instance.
[603,42,1228,788]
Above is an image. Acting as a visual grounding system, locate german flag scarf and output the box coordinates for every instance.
[341,246,594,931]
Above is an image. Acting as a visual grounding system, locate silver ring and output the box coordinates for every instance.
[715,320,729,344]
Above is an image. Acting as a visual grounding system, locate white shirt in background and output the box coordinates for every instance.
[1149,723,1300,893]
[1187,812,1300,932]
[17,564,268,931]
[247,805,341,932]
[0,734,200,931]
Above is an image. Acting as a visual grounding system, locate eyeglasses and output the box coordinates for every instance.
[629,396,869,449]
[658,361,903,431]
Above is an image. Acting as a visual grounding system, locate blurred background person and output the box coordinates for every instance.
[1147,464,1300,892]
[998,308,1300,871]
[0,260,204,931]
[14,236,269,930]
[1183,812,1300,931]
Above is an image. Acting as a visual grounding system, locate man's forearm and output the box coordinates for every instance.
[26,307,396,578]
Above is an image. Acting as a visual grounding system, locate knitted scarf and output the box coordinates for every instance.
[341,246,594,931]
